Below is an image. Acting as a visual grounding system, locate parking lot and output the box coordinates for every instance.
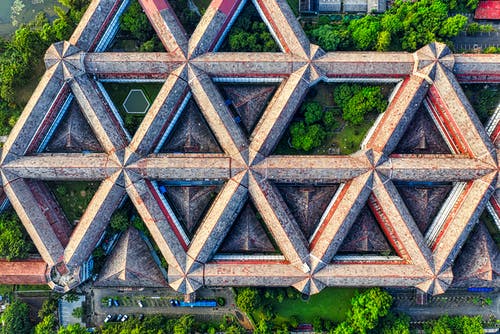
[88,287,243,326]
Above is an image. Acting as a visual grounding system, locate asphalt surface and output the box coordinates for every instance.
[453,31,500,51]
[391,289,499,322]
[87,287,252,328]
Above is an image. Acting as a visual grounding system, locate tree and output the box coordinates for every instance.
[254,318,271,334]
[120,1,153,42]
[290,122,326,152]
[439,15,468,38]
[378,313,410,334]
[309,24,343,51]
[347,288,393,333]
[235,287,260,314]
[57,324,87,334]
[334,84,387,125]
[34,314,58,334]
[110,210,129,231]
[376,31,391,51]
[63,292,79,303]
[349,15,381,50]
[38,296,59,319]
[303,102,323,125]
[332,321,354,334]
[71,306,83,319]
[1,300,32,334]
[173,315,194,334]
[0,212,32,260]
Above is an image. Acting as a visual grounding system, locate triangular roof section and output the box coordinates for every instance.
[95,227,168,287]
[276,183,340,241]
[157,96,224,154]
[160,183,222,237]
[452,222,499,287]
[215,200,280,255]
[394,181,453,236]
[336,202,397,256]
[393,105,452,155]
[43,98,103,153]
[216,82,279,138]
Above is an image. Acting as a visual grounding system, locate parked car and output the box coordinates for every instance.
[138,314,144,321]
[116,314,123,321]
[107,298,112,307]
[169,299,180,307]
[104,314,112,323]
[137,300,143,308]
[113,299,119,307]
[121,314,128,322]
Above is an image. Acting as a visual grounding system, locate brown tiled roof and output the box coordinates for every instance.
[95,228,168,287]
[2,0,499,295]
[0,259,47,285]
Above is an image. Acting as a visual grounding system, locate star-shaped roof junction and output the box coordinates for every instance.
[1,0,499,295]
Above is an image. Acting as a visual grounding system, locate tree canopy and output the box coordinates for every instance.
[334,84,387,125]
[1,301,32,334]
[0,212,33,260]
[308,0,468,52]
[235,287,260,314]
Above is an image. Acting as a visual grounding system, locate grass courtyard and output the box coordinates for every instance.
[46,181,100,224]
[101,82,163,135]
[252,287,358,327]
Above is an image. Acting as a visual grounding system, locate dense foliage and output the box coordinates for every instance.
[0,0,90,137]
[235,287,261,314]
[0,211,33,260]
[289,101,335,151]
[334,84,387,125]
[119,1,163,52]
[307,0,469,52]
[333,288,394,334]
[424,315,483,334]
[97,314,243,334]
[1,301,32,334]
[224,4,279,52]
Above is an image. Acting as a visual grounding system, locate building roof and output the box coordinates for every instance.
[1,0,499,295]
[0,259,47,285]
[475,0,500,20]
[95,228,168,287]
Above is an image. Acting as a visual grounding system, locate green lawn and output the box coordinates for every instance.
[253,288,358,326]
[46,181,100,224]
[102,82,163,135]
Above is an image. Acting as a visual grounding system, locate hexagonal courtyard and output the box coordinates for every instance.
[0,0,498,296]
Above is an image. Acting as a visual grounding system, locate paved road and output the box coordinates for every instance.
[87,287,251,328]
[390,289,499,322]
[453,31,500,51]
